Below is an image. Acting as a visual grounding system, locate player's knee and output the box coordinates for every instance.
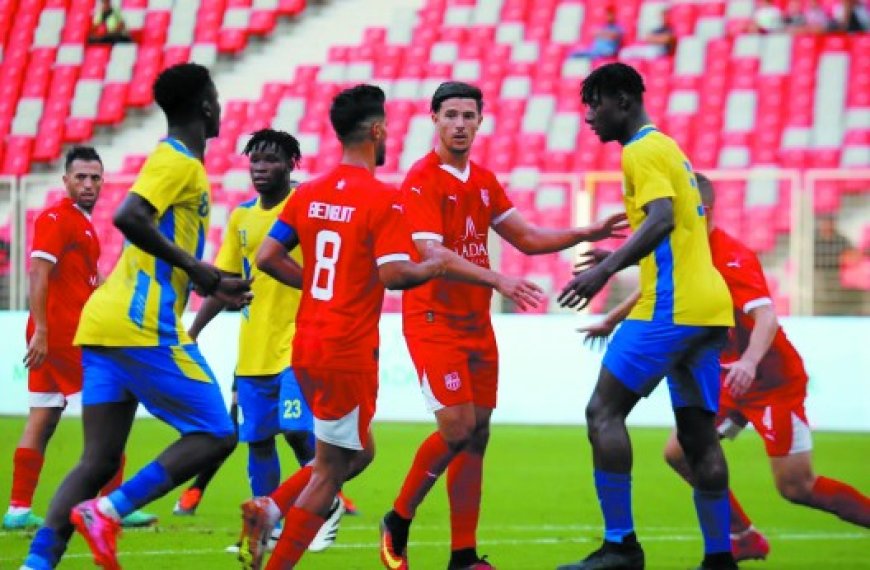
[585,400,618,439]
[214,433,238,459]
[440,422,475,452]
[692,454,729,491]
[249,437,276,456]
[777,477,814,504]
[663,441,685,471]
[350,446,375,477]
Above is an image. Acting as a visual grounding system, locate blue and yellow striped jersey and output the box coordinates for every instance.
[215,193,303,376]
[75,138,210,347]
[621,126,733,326]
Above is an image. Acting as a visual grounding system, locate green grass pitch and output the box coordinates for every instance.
[0,417,867,569]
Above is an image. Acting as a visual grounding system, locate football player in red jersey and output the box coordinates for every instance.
[582,173,870,563]
[379,81,628,570]
[236,84,446,570]
[5,147,155,532]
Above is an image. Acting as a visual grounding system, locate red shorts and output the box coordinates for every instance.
[28,346,83,407]
[405,325,499,412]
[717,390,812,457]
[295,367,377,451]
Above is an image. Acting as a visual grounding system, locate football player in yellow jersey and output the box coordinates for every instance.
[22,63,251,570]
[556,63,737,570]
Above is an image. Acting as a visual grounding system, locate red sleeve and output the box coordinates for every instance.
[488,175,515,226]
[718,249,773,314]
[277,191,299,226]
[30,210,67,264]
[400,167,444,242]
[372,189,415,266]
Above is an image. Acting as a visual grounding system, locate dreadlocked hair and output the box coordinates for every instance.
[243,128,302,169]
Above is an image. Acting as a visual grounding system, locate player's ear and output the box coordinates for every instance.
[617,91,631,111]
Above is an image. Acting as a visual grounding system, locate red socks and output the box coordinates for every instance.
[10,448,44,509]
[728,489,752,534]
[100,454,126,496]
[394,431,454,519]
[809,476,870,527]
[447,451,483,550]
[265,506,325,569]
[270,466,313,513]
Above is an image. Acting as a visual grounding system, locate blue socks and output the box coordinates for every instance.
[694,489,731,554]
[248,439,281,497]
[106,461,173,518]
[594,469,635,543]
[25,527,66,569]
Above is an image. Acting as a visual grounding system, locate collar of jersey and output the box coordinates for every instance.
[438,161,471,183]
[623,124,657,146]
[161,137,196,158]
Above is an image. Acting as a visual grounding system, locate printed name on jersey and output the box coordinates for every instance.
[307,201,356,223]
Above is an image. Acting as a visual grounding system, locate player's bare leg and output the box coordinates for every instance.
[558,368,644,570]
[771,452,870,527]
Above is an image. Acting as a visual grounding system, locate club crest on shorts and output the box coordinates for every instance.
[444,371,461,391]
[480,189,490,207]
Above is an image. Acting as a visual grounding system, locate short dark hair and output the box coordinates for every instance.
[153,63,214,120]
[581,62,646,105]
[695,172,714,206]
[329,84,385,144]
[65,146,102,170]
[431,81,483,113]
[243,128,302,169]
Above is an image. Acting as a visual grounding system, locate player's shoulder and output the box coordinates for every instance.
[144,139,200,174]
[711,228,759,267]
[37,199,71,224]
[469,158,498,182]
[404,151,441,179]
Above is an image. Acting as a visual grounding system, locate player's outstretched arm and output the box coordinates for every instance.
[188,278,238,342]
[114,194,224,295]
[414,239,545,310]
[559,198,673,309]
[495,210,629,255]
[256,235,302,289]
[723,303,778,397]
[23,258,52,369]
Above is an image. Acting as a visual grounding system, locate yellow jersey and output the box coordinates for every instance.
[620,125,733,326]
[75,138,211,346]
[215,193,302,376]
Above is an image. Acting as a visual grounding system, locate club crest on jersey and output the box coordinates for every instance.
[480,189,490,207]
[444,371,461,391]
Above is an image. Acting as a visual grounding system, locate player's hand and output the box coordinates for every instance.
[573,248,612,273]
[186,260,222,296]
[558,265,611,310]
[722,359,756,397]
[577,319,616,351]
[584,212,629,242]
[24,329,48,369]
[420,242,449,278]
[495,275,545,311]
[213,277,253,308]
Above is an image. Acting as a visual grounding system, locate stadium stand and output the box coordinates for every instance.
[6,0,870,313]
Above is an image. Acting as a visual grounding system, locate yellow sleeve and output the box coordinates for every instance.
[625,145,675,210]
[130,151,195,216]
[214,209,243,274]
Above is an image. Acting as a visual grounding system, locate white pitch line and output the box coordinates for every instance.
[0,531,866,562]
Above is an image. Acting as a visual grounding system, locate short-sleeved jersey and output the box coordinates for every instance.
[27,198,101,347]
[621,126,733,327]
[268,164,414,373]
[215,193,302,376]
[400,151,514,330]
[709,228,808,399]
[75,138,210,347]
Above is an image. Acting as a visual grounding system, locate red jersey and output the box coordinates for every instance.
[27,198,101,347]
[709,228,808,401]
[274,164,414,373]
[400,151,514,330]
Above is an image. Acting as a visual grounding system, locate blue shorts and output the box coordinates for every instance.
[81,345,234,437]
[237,368,313,442]
[602,320,728,412]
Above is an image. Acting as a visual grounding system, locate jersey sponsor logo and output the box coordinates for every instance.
[308,201,356,223]
[444,371,461,391]
[480,189,490,207]
[456,216,489,263]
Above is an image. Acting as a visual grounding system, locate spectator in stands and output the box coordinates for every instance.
[834,0,870,31]
[813,214,861,315]
[88,0,132,44]
[785,0,834,33]
[619,7,676,60]
[569,8,624,60]
[748,0,786,33]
